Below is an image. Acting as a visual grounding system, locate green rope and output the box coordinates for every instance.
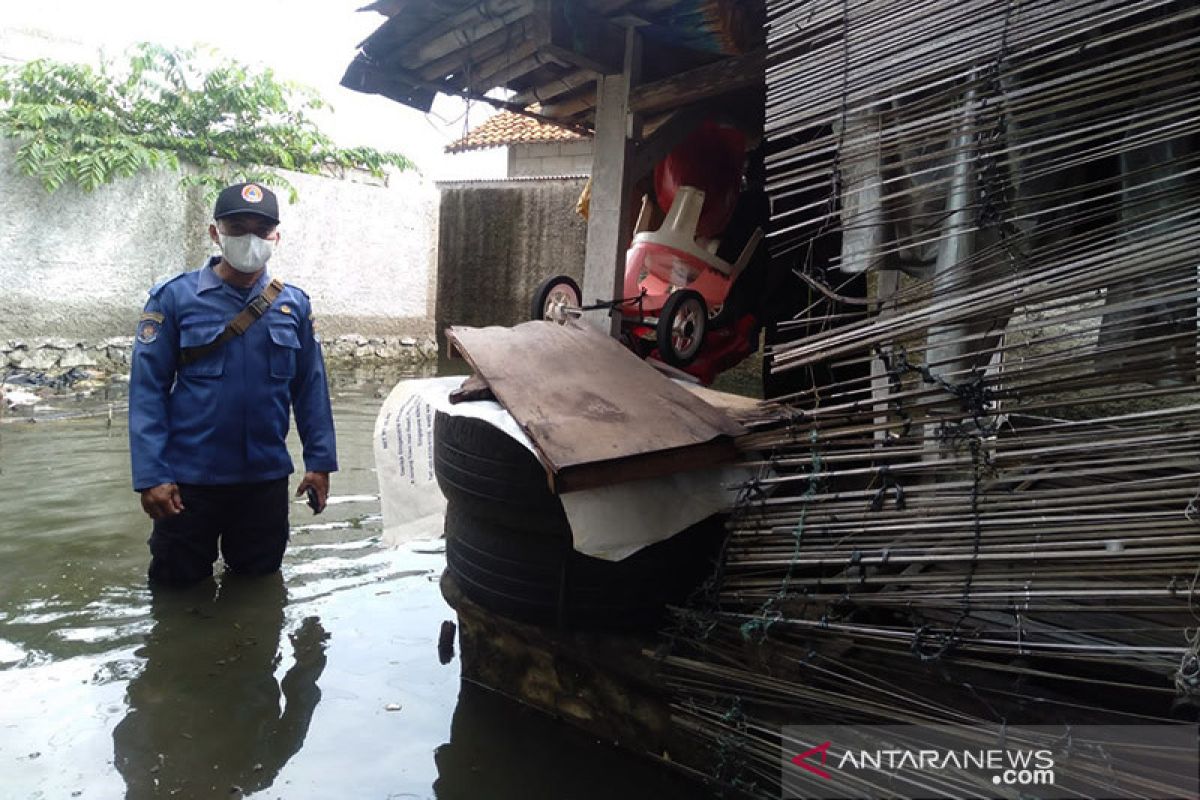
[713,696,756,792]
[740,429,824,644]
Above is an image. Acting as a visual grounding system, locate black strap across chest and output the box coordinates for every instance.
[178,278,285,366]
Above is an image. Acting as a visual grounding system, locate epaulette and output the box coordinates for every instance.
[280,284,314,314]
[283,282,311,300]
[148,272,189,298]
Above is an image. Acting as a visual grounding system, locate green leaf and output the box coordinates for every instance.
[0,42,415,196]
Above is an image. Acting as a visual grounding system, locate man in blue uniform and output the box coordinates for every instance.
[129,182,338,587]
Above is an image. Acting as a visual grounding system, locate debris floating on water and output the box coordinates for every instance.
[2,386,40,409]
[438,620,456,665]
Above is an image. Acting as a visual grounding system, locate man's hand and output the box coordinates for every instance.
[141,483,184,520]
[296,471,330,514]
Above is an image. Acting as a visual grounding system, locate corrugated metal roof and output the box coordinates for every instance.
[445,111,590,154]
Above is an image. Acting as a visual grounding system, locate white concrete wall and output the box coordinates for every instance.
[268,168,438,338]
[507,140,593,177]
[0,139,438,347]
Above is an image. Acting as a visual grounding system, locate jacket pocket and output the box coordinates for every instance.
[268,321,301,379]
[178,321,226,377]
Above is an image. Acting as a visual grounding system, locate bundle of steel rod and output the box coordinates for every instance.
[663,1,1200,796]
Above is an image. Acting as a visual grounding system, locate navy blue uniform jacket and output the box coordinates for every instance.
[129,259,338,491]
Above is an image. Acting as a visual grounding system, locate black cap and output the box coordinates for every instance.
[213,182,280,224]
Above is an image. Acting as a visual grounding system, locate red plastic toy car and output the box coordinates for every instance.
[531,122,763,384]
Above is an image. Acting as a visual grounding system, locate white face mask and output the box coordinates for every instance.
[216,230,275,273]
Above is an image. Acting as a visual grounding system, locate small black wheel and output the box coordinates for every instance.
[656,289,708,367]
[531,275,581,323]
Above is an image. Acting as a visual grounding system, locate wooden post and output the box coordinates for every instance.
[580,27,641,335]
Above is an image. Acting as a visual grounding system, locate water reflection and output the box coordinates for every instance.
[2,366,713,800]
[434,681,706,800]
[113,573,327,799]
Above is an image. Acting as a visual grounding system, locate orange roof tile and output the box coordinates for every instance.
[445,111,588,154]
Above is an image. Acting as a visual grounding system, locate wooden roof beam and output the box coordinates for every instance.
[468,37,542,87]
[511,68,597,107]
[539,88,599,119]
[477,51,568,93]
[628,47,766,115]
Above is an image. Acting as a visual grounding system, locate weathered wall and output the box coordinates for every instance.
[0,139,439,368]
[435,177,588,337]
[507,141,593,178]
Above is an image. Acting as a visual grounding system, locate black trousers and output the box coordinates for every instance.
[148,478,290,587]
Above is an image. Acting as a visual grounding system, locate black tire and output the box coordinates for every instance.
[656,289,708,367]
[530,275,582,323]
[445,506,569,622]
[444,501,727,631]
[434,412,571,536]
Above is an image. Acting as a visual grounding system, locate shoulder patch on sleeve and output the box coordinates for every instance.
[136,319,161,344]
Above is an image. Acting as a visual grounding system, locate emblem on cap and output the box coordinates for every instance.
[242,184,264,203]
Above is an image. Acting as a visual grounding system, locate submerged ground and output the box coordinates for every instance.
[0,366,700,799]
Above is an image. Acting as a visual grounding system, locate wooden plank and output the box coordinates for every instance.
[446,320,747,493]
[552,439,739,493]
[540,87,599,119]
[628,48,766,115]
[512,67,597,106]
[476,56,549,95]
[472,48,557,92]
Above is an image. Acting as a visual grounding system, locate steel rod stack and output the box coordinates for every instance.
[663,1,1200,795]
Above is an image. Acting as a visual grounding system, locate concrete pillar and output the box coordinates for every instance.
[580,28,641,334]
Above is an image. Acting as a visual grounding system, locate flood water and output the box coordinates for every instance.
[0,367,702,800]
